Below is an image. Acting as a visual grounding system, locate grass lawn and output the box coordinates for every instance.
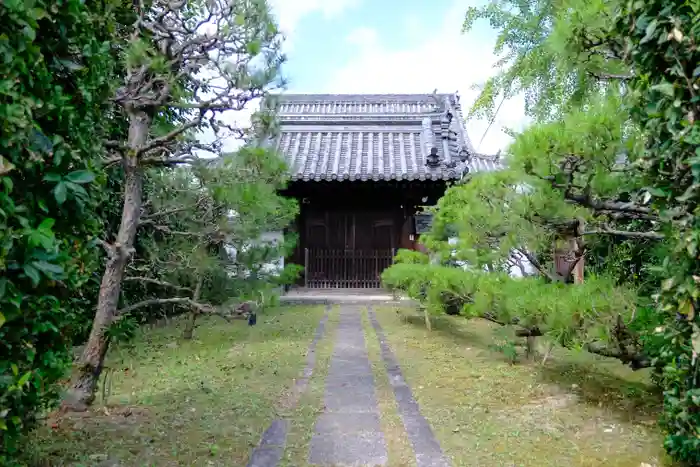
[28,304,671,467]
[362,309,416,467]
[277,307,338,466]
[372,306,670,467]
[29,305,327,467]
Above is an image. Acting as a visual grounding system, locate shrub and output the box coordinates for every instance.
[382,263,638,351]
[613,0,700,462]
[0,1,118,461]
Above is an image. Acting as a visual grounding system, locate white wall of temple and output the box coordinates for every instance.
[224,230,285,278]
[429,237,535,278]
[259,231,285,275]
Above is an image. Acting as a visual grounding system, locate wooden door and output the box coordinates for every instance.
[303,209,397,288]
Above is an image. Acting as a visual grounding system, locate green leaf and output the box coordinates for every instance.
[246,39,261,55]
[23,26,36,41]
[32,261,64,276]
[641,18,658,44]
[64,170,95,184]
[651,82,675,97]
[17,372,31,387]
[0,311,5,329]
[23,264,40,287]
[2,176,13,192]
[678,299,694,317]
[42,173,62,183]
[53,182,67,204]
[65,181,88,198]
[38,218,55,231]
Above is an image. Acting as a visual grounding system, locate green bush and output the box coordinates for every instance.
[0,1,118,461]
[393,248,430,265]
[382,263,637,349]
[612,0,700,462]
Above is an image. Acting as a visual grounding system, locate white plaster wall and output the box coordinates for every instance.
[259,231,285,275]
[224,230,285,278]
[442,236,535,277]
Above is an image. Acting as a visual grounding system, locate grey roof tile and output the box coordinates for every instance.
[272,93,504,182]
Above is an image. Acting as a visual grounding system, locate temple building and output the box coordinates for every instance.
[270,92,502,288]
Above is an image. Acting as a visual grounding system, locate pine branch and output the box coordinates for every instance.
[480,314,650,369]
[582,228,664,240]
[117,297,214,315]
[136,114,203,156]
[515,248,561,282]
[563,192,656,218]
[122,276,193,292]
[584,342,651,369]
[587,71,633,81]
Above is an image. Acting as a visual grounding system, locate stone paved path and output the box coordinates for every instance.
[247,304,450,467]
[308,306,388,466]
[368,307,451,467]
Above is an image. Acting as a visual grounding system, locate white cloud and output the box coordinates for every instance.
[268,0,361,51]
[208,0,363,152]
[324,0,529,154]
[345,27,378,48]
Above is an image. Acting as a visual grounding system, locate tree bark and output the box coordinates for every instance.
[63,111,150,410]
[554,236,584,283]
[183,278,203,340]
[525,335,536,360]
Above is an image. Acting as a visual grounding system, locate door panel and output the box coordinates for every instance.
[372,220,394,250]
[302,209,398,288]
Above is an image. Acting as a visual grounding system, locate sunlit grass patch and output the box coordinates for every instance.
[362,307,416,467]
[374,307,670,467]
[280,306,338,466]
[30,305,326,466]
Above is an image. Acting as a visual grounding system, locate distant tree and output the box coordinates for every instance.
[426,0,700,462]
[385,0,669,391]
[67,0,286,409]
[123,147,298,341]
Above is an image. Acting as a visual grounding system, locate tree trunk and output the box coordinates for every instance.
[554,236,584,284]
[63,111,150,410]
[183,278,203,340]
[423,306,432,332]
[525,335,536,360]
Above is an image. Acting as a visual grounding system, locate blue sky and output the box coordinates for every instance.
[282,0,458,91]
[267,0,527,153]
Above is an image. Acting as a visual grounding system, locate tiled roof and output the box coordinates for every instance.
[271,93,504,182]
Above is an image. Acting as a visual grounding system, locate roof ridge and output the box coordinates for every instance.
[269,92,458,102]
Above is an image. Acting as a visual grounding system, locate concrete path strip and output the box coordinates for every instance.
[246,304,332,467]
[368,306,452,467]
[308,305,388,466]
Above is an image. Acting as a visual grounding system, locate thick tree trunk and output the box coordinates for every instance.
[63,111,150,410]
[183,278,203,340]
[554,236,584,284]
